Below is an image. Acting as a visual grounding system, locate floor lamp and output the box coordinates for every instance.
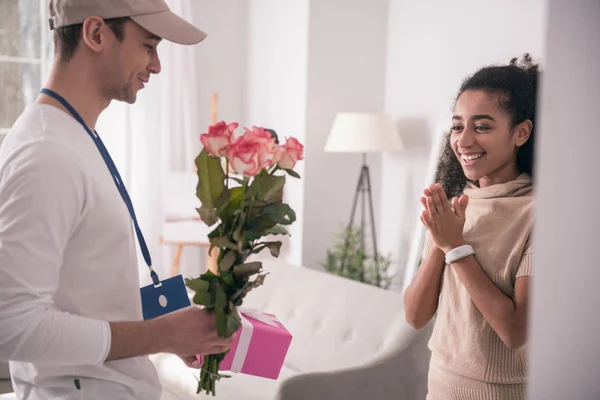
[325,113,404,286]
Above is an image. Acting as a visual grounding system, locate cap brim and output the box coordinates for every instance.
[131,11,207,45]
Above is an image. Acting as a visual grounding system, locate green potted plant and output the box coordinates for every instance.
[321,224,394,289]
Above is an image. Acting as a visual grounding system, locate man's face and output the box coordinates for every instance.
[103,20,162,104]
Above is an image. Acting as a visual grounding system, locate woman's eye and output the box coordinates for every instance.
[145,45,154,52]
[475,125,490,132]
[451,125,463,132]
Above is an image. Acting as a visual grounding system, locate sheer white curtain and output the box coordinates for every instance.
[97,0,202,285]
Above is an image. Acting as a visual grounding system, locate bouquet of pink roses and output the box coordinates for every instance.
[185,122,303,395]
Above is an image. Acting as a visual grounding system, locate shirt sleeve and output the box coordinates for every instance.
[516,247,534,278]
[0,140,110,366]
[515,230,534,277]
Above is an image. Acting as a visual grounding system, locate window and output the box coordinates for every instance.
[0,0,54,145]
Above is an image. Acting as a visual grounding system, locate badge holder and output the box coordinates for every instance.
[140,274,191,320]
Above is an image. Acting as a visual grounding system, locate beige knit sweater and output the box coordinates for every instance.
[423,174,534,386]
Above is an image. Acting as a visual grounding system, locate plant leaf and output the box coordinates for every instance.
[219,250,237,272]
[232,261,263,280]
[214,187,231,211]
[196,206,218,226]
[261,202,296,225]
[225,311,242,337]
[250,174,285,203]
[264,225,289,236]
[284,168,301,179]
[185,278,214,307]
[265,241,282,257]
[195,150,226,209]
[210,237,238,251]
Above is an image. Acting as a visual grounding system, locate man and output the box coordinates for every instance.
[0,1,233,398]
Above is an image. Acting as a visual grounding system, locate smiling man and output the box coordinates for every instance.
[0,1,235,399]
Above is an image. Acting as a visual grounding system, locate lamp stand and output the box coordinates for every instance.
[342,153,381,286]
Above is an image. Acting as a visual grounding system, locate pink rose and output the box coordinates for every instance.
[242,126,277,168]
[226,135,264,176]
[200,121,238,157]
[275,137,304,170]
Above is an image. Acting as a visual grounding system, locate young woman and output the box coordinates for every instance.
[404,54,539,399]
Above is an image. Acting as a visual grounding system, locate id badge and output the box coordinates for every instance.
[140,274,191,320]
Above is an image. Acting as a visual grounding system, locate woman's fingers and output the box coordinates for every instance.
[421,211,434,229]
[426,195,438,216]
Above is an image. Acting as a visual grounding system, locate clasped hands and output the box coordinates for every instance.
[420,183,469,254]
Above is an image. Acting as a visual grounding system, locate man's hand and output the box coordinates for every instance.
[178,354,203,369]
[420,183,469,253]
[156,306,236,357]
[106,305,237,362]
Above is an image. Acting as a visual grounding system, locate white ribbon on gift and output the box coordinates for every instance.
[229,307,279,372]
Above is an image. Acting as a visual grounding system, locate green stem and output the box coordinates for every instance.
[225,158,230,189]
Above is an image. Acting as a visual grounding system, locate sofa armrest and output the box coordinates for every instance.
[275,322,433,400]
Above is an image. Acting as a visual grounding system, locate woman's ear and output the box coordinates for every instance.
[515,119,533,147]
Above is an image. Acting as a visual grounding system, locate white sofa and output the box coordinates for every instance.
[152,259,433,400]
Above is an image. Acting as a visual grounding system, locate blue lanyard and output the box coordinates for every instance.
[40,88,160,286]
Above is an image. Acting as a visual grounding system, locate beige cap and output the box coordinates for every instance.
[48,0,207,45]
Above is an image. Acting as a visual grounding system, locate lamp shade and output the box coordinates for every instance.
[325,112,404,153]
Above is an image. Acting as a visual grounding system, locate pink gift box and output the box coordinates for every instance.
[197,309,293,380]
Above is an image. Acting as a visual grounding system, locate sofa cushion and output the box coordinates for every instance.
[241,260,409,373]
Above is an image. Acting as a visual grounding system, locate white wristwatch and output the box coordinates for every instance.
[445,244,475,264]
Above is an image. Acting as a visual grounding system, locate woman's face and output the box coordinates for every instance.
[451,89,531,187]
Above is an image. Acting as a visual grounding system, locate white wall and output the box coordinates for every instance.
[302,0,389,270]
[193,0,247,152]
[244,0,310,266]
[382,0,547,286]
[528,1,600,398]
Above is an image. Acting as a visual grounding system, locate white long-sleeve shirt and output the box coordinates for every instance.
[0,104,160,399]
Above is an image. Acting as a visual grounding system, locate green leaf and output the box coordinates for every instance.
[215,284,227,310]
[250,174,285,203]
[265,241,282,257]
[185,277,210,293]
[284,168,301,179]
[225,311,242,337]
[220,271,235,287]
[245,216,278,235]
[214,187,231,210]
[232,261,263,280]
[196,206,218,226]
[261,202,296,225]
[219,250,237,272]
[264,225,290,236]
[208,225,221,240]
[185,278,214,307]
[219,187,245,221]
[210,237,238,251]
[195,150,226,209]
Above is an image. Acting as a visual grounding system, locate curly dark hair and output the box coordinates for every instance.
[435,54,540,199]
